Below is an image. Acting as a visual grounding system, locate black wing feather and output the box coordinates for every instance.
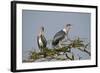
[37,35,47,49]
[41,35,47,48]
[52,30,65,46]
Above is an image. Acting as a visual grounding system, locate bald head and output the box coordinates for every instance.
[40,26,44,32]
[66,24,72,27]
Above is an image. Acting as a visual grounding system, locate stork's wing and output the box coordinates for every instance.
[52,30,66,46]
[41,35,47,47]
[53,30,66,42]
[37,36,41,48]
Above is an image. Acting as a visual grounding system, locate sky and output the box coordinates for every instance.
[22,10,91,61]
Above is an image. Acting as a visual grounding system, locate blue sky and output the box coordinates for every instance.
[22,10,91,60]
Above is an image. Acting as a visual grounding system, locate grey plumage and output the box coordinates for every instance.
[52,24,72,47]
[52,30,66,46]
[37,26,47,52]
[37,35,47,49]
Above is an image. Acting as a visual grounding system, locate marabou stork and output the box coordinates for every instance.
[52,24,72,48]
[37,26,47,52]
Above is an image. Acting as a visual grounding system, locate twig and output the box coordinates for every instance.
[78,48,90,56]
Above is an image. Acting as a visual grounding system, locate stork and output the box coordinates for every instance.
[37,26,47,52]
[52,24,72,48]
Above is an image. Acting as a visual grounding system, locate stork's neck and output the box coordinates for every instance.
[39,31,44,36]
[63,27,71,34]
[63,28,67,33]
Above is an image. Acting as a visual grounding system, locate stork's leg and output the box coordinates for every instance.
[64,37,68,42]
[58,41,63,48]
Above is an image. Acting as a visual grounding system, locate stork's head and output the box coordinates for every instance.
[63,24,72,33]
[41,26,44,32]
[39,26,44,36]
[67,24,71,26]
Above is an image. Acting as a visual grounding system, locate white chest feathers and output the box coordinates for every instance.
[39,37,43,46]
